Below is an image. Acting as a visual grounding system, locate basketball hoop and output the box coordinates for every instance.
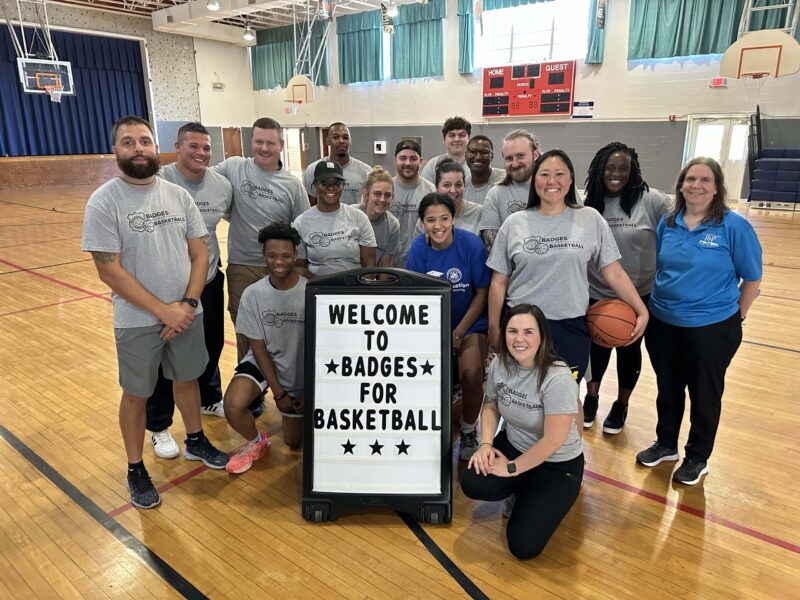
[284,99,302,116]
[44,84,63,103]
[741,72,769,101]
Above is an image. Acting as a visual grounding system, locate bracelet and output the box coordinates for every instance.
[479,442,493,448]
[274,391,288,401]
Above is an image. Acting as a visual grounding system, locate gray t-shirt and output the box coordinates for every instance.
[360,206,401,262]
[236,276,307,396]
[487,207,621,320]
[479,180,530,232]
[413,200,483,237]
[389,176,436,267]
[215,157,309,266]
[486,358,582,461]
[293,204,377,276]
[160,163,232,282]
[81,177,208,328]
[464,168,505,205]
[304,156,372,205]
[588,190,671,299]
[420,153,467,184]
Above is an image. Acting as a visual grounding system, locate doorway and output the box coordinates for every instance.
[684,115,750,200]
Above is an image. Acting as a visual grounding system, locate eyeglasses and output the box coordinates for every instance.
[318,178,344,188]
[466,149,492,157]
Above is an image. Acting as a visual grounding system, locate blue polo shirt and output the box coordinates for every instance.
[407,228,491,335]
[649,209,762,327]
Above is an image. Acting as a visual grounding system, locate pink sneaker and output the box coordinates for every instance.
[225,433,270,474]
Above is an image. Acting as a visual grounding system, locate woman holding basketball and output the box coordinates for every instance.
[637,157,761,485]
[461,304,583,560]
[487,149,648,395]
[582,143,671,433]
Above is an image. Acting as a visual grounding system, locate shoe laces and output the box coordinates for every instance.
[461,430,478,446]
[153,430,173,444]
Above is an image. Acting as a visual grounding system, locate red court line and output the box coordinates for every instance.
[584,469,800,554]
[0,257,111,302]
[0,295,98,318]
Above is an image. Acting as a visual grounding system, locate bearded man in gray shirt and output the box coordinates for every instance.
[215,117,310,360]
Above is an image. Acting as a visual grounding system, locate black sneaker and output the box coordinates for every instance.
[602,401,628,434]
[672,458,709,485]
[184,436,229,469]
[636,441,680,467]
[126,469,161,509]
[583,394,599,428]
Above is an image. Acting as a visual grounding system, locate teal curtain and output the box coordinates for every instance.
[458,0,473,74]
[585,0,606,64]
[484,0,550,10]
[391,0,446,80]
[337,10,383,84]
[252,24,330,89]
[252,26,294,90]
[628,0,747,59]
[748,0,800,42]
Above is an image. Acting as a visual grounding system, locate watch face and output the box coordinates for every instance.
[507,462,517,474]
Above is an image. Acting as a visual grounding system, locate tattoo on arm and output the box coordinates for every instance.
[480,230,497,254]
[483,394,498,406]
[91,251,118,265]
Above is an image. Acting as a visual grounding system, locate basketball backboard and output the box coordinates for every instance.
[720,29,800,79]
[17,58,75,95]
[285,73,315,104]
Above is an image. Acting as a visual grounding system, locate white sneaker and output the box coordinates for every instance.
[201,401,225,417]
[150,429,180,459]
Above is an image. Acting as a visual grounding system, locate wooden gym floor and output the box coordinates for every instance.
[0,184,798,599]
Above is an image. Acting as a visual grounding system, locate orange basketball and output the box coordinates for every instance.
[586,299,637,348]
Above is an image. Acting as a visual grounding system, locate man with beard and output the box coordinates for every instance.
[145,122,234,461]
[215,117,309,360]
[303,122,371,206]
[479,129,540,253]
[82,116,229,510]
[464,135,505,205]
[390,139,435,267]
[420,116,471,183]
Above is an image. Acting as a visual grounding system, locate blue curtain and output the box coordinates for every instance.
[458,0,474,74]
[337,11,383,84]
[252,23,330,90]
[483,0,550,10]
[391,0,446,80]
[0,28,147,156]
[585,0,606,64]
[628,0,751,59]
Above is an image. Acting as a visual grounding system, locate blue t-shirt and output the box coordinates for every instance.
[407,228,491,335]
[649,209,762,327]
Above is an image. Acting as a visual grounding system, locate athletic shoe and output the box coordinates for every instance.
[150,429,180,459]
[458,429,479,462]
[201,401,225,417]
[602,401,628,435]
[184,436,229,469]
[636,441,680,467]
[583,394,599,428]
[126,469,160,509]
[672,458,709,485]
[226,433,271,474]
[502,494,515,518]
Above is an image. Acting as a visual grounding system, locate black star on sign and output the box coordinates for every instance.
[421,360,434,375]
[325,359,339,374]
[396,440,410,455]
[370,440,384,455]
[341,439,355,454]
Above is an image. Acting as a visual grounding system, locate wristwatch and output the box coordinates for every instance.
[181,297,199,309]
[507,461,517,475]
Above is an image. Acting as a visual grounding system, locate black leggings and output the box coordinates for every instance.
[460,430,583,559]
[588,294,649,391]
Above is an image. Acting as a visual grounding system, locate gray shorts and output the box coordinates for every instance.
[114,318,208,398]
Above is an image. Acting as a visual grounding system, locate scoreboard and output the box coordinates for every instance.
[482,60,576,118]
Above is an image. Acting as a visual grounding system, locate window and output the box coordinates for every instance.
[474,0,591,69]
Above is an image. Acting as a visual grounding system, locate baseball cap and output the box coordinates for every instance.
[314,160,345,182]
[395,139,422,157]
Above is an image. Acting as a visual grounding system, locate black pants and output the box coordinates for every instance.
[588,295,649,390]
[146,269,225,432]
[549,316,590,383]
[460,431,583,559]
[644,312,742,462]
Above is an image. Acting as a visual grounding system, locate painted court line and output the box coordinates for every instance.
[0,257,111,302]
[584,469,800,554]
[0,295,97,318]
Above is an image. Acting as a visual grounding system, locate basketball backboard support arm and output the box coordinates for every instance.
[738,0,798,38]
[292,1,334,87]
[1,0,60,61]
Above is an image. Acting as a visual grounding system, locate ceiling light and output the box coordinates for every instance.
[206,0,220,11]
[243,25,255,41]
[387,2,399,17]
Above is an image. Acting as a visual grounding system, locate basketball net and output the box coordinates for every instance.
[284,100,301,116]
[742,72,769,102]
[44,84,63,103]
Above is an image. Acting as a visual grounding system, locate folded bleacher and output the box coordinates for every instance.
[750,148,800,208]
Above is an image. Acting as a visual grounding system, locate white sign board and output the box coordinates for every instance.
[312,294,443,494]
